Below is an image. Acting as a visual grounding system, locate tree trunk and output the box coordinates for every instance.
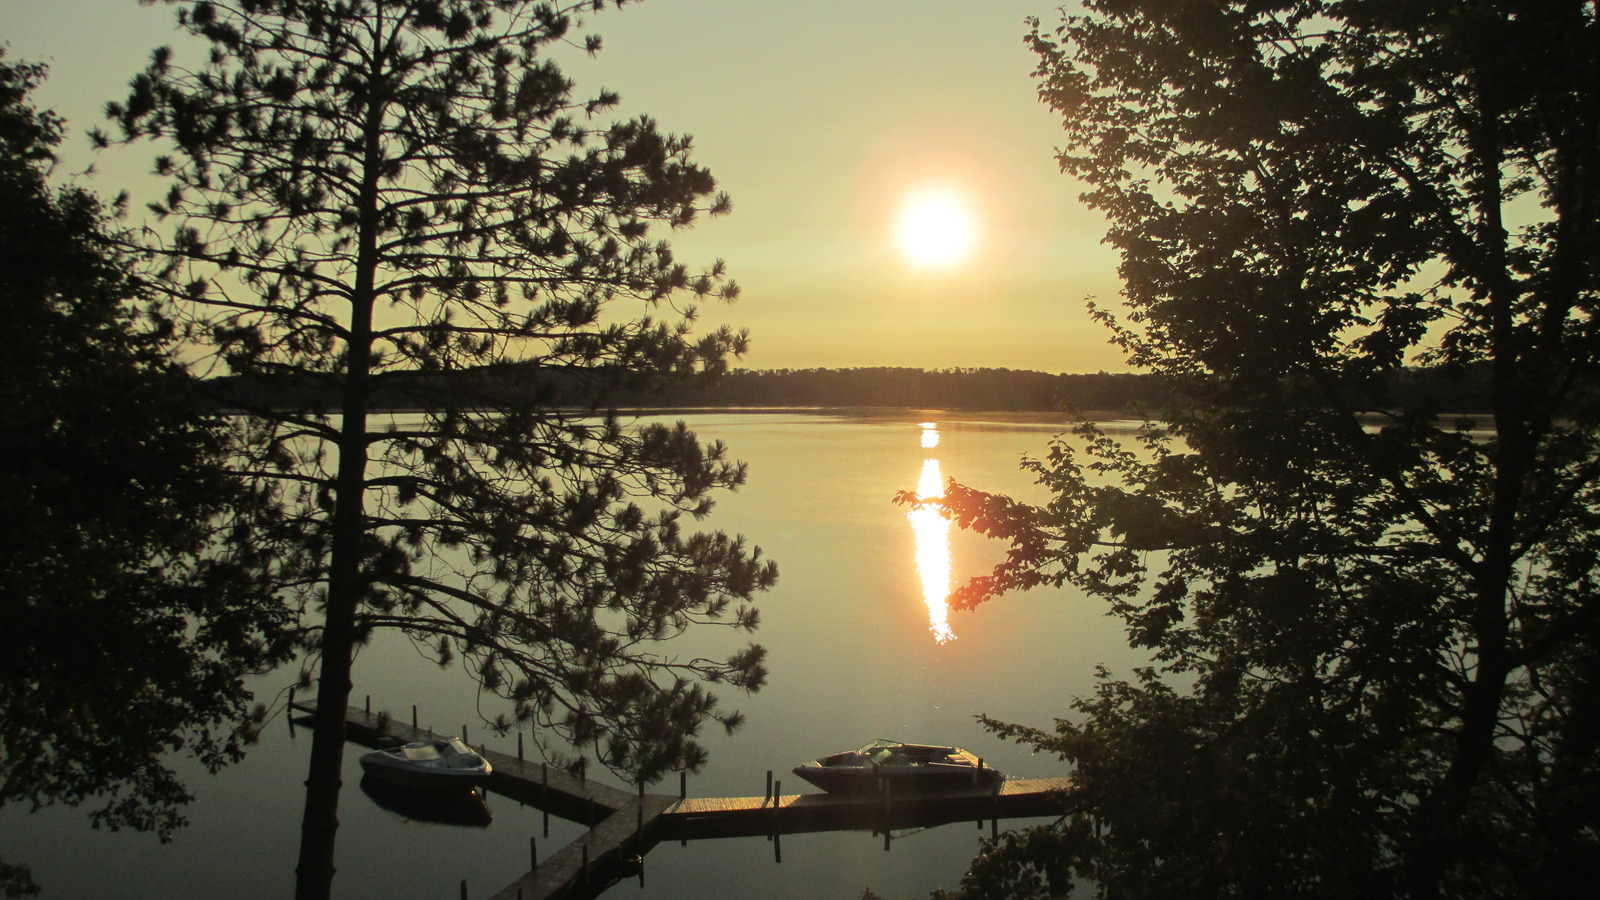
[293,67,385,899]
[293,319,374,900]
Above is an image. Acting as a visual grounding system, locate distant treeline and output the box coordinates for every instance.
[205,365,1499,415]
[631,367,1171,412]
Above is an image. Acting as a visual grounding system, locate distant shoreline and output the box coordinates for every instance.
[200,365,1496,418]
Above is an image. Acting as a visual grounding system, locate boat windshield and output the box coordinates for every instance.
[867,747,898,765]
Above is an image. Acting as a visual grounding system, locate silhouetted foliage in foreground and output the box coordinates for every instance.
[906,2,1600,898]
[0,54,292,898]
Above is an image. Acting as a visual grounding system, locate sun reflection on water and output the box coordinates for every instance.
[910,423,955,643]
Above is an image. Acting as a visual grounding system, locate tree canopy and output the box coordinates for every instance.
[105,2,776,897]
[927,1,1600,897]
[0,52,293,898]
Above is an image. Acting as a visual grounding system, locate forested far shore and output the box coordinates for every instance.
[202,364,1500,416]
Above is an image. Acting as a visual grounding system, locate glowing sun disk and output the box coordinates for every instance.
[895,189,976,269]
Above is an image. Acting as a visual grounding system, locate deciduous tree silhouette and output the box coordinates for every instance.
[105,3,776,898]
[921,2,1600,897]
[0,52,293,898]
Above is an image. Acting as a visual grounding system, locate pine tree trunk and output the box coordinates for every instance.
[293,328,373,900]
[293,81,384,896]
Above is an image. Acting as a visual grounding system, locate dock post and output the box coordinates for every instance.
[365,694,370,716]
[541,763,549,837]
[529,835,537,868]
[772,780,783,863]
[588,796,597,831]
[882,779,894,850]
[580,844,589,886]
[991,774,1001,838]
[517,731,523,761]
[765,770,773,805]
[637,782,645,836]
[412,705,417,731]
[679,771,687,800]
[459,878,467,900]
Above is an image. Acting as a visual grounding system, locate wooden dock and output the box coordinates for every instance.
[291,700,1071,900]
[657,777,1072,841]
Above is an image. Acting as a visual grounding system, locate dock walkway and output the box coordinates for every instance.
[291,700,1070,900]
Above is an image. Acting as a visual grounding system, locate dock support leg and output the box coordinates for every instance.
[770,779,781,840]
[991,776,1001,838]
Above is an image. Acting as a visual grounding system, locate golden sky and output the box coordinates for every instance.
[3,0,1128,373]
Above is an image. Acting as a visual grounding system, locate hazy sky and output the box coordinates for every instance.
[3,0,1128,373]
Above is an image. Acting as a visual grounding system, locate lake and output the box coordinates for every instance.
[2,411,1153,899]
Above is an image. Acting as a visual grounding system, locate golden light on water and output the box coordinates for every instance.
[910,424,955,643]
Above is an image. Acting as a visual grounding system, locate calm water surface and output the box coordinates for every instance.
[3,412,1153,899]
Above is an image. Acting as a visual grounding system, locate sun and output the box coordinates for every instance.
[894,187,977,269]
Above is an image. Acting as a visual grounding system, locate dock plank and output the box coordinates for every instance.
[487,794,679,900]
[659,777,1071,841]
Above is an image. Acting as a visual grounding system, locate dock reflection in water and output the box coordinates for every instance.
[910,422,955,643]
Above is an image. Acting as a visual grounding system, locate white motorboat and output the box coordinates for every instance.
[358,737,492,792]
[793,739,1002,794]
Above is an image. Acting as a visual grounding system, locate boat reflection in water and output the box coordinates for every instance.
[358,776,492,828]
[910,422,955,643]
